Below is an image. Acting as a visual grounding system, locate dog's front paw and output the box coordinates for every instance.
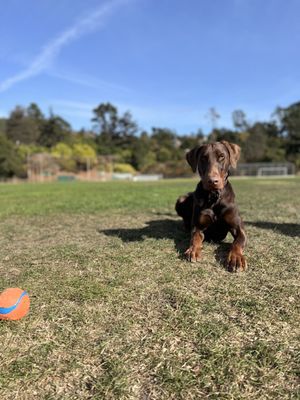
[227,251,247,272]
[185,246,202,263]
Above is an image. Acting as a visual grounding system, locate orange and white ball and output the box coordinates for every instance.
[0,288,30,320]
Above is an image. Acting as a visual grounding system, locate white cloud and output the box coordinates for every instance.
[51,100,94,119]
[0,0,130,92]
[48,70,131,93]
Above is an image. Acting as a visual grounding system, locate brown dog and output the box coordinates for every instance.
[175,141,247,271]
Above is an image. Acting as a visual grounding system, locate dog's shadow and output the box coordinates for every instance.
[245,221,300,238]
[100,218,189,257]
[100,218,299,271]
[100,218,231,267]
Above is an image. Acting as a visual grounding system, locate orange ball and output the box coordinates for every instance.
[0,288,30,321]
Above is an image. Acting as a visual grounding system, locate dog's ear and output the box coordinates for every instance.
[221,141,241,169]
[186,146,203,173]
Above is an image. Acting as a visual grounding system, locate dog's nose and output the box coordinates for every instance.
[208,177,219,186]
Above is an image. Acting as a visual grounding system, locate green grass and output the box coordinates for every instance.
[0,178,299,399]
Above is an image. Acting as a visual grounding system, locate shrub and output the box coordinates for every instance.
[73,143,97,170]
[0,135,25,178]
[51,143,76,172]
[142,160,192,177]
[113,163,136,174]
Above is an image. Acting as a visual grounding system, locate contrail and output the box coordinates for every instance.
[0,0,130,92]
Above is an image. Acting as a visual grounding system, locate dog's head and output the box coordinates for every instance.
[186,141,240,191]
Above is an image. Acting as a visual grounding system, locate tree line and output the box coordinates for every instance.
[0,101,299,178]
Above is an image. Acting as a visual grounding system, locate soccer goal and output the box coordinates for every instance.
[257,166,289,176]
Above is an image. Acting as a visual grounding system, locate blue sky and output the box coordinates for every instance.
[1,0,300,134]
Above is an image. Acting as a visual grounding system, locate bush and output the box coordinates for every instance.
[73,143,97,170]
[113,163,136,174]
[0,135,25,178]
[142,160,192,177]
[51,143,76,172]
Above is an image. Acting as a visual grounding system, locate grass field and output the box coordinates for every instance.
[0,178,299,399]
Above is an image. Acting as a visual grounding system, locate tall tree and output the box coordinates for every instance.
[179,130,205,151]
[0,135,24,177]
[27,103,44,121]
[232,110,248,131]
[38,113,72,148]
[117,111,138,146]
[274,102,300,165]
[208,128,240,144]
[131,132,155,171]
[151,128,177,150]
[92,103,118,134]
[242,123,268,162]
[92,103,119,154]
[27,103,45,132]
[206,107,220,129]
[6,106,40,144]
[0,118,6,135]
[92,103,138,154]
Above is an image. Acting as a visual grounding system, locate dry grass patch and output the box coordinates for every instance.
[0,179,299,399]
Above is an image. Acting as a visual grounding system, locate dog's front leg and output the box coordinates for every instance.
[223,207,247,271]
[185,227,204,262]
[185,208,214,263]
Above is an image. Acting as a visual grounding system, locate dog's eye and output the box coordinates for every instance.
[218,154,225,161]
